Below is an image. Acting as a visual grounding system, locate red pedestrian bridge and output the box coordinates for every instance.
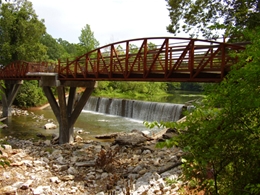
[0,37,247,144]
[0,37,246,82]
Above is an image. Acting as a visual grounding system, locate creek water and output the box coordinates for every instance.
[0,91,203,141]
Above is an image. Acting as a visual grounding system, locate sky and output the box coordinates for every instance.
[29,0,179,46]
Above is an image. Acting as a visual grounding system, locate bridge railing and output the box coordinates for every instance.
[0,37,246,82]
[27,62,58,73]
[0,61,31,79]
[57,37,245,81]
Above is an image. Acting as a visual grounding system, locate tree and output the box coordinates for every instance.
[0,0,15,4]
[56,38,79,60]
[154,1,260,193]
[129,44,138,54]
[0,0,47,107]
[14,80,47,107]
[153,29,260,194]
[180,82,206,91]
[148,42,157,50]
[165,0,260,39]
[93,81,168,99]
[0,0,47,65]
[40,33,65,61]
[77,24,99,56]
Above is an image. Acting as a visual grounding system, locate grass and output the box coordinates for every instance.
[92,90,172,102]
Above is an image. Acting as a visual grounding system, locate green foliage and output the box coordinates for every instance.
[0,144,10,168]
[245,184,260,194]
[165,0,260,39]
[155,28,260,194]
[77,24,99,56]
[165,177,178,186]
[93,81,168,100]
[40,33,65,61]
[180,82,207,91]
[0,0,47,65]
[15,80,47,107]
[143,121,163,129]
[167,82,181,91]
[56,38,79,60]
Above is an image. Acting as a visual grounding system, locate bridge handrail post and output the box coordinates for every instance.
[84,55,88,75]
[66,58,69,77]
[210,43,213,69]
[221,43,226,79]
[41,61,45,72]
[110,45,113,76]
[165,38,169,72]
[75,60,77,75]
[189,39,195,78]
[143,39,147,75]
[97,50,101,75]
[125,41,129,77]
[58,59,60,74]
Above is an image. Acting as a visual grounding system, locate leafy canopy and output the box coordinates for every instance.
[155,28,260,194]
[165,0,260,39]
[78,24,99,56]
[15,80,47,107]
[163,1,260,193]
[0,0,47,65]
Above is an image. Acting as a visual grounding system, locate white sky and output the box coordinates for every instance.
[29,0,182,46]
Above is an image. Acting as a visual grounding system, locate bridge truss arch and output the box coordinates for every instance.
[0,37,247,143]
[1,37,246,82]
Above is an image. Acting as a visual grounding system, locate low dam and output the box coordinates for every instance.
[83,97,185,122]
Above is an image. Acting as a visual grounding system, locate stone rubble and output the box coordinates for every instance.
[0,135,184,195]
[0,107,185,194]
[44,123,57,130]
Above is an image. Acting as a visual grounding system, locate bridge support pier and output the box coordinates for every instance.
[0,80,23,117]
[40,77,95,144]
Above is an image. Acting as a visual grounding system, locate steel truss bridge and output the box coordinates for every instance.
[0,37,246,82]
[0,37,247,143]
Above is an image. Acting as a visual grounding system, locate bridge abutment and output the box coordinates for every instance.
[0,80,23,117]
[39,75,95,144]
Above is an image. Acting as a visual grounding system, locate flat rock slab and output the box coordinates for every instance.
[95,133,118,139]
[114,132,149,146]
[75,161,96,167]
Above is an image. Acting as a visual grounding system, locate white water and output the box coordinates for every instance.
[84,97,184,122]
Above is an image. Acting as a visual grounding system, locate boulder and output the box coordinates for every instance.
[44,123,57,129]
[113,132,149,146]
[0,124,8,129]
[74,135,83,142]
[95,133,118,139]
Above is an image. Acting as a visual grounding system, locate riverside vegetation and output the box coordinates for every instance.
[145,29,260,194]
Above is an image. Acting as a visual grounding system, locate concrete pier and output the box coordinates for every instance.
[38,74,95,144]
[0,80,23,117]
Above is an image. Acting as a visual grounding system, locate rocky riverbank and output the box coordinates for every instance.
[0,131,184,195]
[0,106,187,194]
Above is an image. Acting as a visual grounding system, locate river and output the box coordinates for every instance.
[0,91,204,141]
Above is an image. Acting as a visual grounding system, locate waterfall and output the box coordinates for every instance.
[83,97,184,122]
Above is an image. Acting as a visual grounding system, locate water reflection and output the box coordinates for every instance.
[132,90,204,104]
[0,108,160,141]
